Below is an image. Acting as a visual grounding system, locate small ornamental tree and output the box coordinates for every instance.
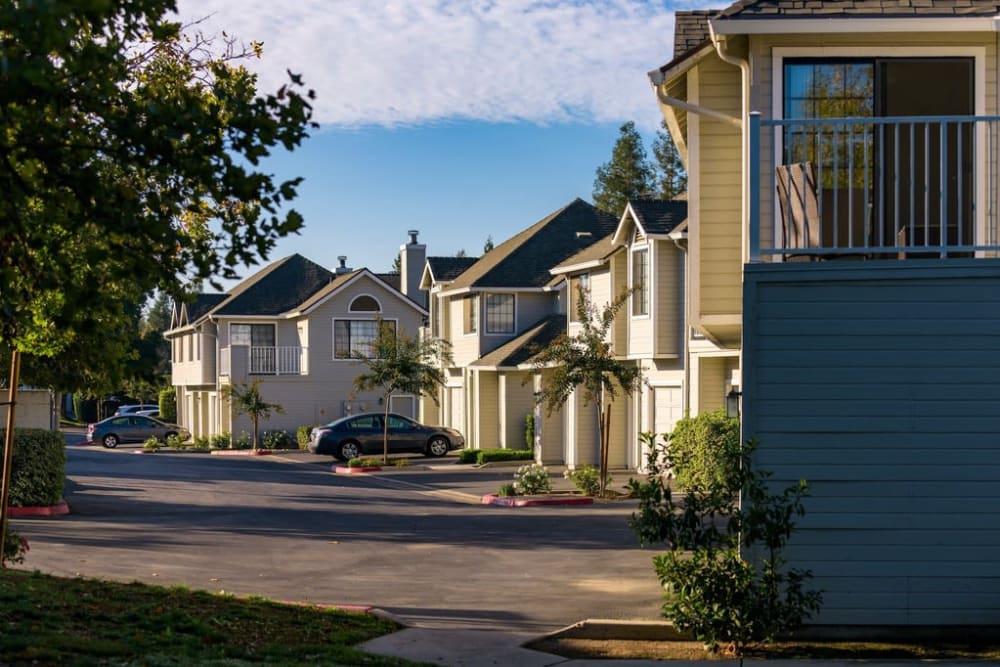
[628,435,823,656]
[531,288,639,495]
[222,380,283,451]
[352,320,452,464]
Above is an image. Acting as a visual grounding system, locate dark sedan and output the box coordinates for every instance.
[308,412,465,460]
[87,415,190,449]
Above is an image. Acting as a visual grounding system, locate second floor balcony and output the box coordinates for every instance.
[220,345,309,378]
[750,113,1000,263]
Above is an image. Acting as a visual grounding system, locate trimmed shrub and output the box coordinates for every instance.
[512,463,551,495]
[564,465,607,497]
[143,436,162,451]
[210,432,231,450]
[191,436,211,451]
[457,449,478,464]
[667,409,741,494]
[296,425,315,450]
[458,448,535,465]
[262,430,294,450]
[1,429,65,507]
[158,387,177,423]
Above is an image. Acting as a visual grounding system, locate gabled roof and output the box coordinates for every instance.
[471,314,565,369]
[184,294,228,323]
[444,199,617,293]
[426,256,479,283]
[292,268,428,316]
[212,254,336,317]
[612,199,688,247]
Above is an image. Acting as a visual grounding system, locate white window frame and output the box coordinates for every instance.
[631,246,650,318]
[463,295,478,336]
[569,273,590,323]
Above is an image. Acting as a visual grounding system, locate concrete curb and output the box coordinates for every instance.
[333,465,382,474]
[542,618,687,641]
[481,493,594,507]
[8,500,71,517]
[210,449,274,457]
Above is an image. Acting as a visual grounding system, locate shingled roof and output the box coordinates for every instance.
[550,233,619,275]
[446,199,617,291]
[674,10,719,59]
[717,0,1000,18]
[183,294,228,323]
[472,314,565,369]
[426,256,480,283]
[628,199,688,235]
[212,254,336,317]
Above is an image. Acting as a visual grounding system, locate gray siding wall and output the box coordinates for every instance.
[743,259,1000,625]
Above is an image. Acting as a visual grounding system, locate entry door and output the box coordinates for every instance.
[448,387,464,433]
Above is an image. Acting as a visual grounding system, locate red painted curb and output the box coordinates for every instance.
[210,449,274,456]
[333,465,382,474]
[481,494,594,507]
[134,449,159,454]
[9,500,70,517]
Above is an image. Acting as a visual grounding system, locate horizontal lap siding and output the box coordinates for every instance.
[743,261,1000,625]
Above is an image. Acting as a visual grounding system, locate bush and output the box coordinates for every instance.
[143,436,162,451]
[497,483,517,497]
[347,457,381,468]
[158,387,177,423]
[191,436,211,451]
[564,465,607,497]
[232,431,251,450]
[524,412,535,450]
[667,409,741,494]
[296,425,314,450]
[210,432,231,450]
[1,429,65,507]
[165,434,184,449]
[2,525,28,566]
[457,448,535,465]
[512,463,551,495]
[628,437,823,656]
[457,449,478,464]
[262,430,294,450]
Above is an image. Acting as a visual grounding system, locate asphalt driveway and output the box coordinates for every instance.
[11,444,666,633]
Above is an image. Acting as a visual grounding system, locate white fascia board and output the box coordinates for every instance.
[298,269,428,317]
[550,258,607,276]
[648,43,715,86]
[437,286,547,299]
[710,16,1000,36]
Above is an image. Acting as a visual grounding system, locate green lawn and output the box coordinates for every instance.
[0,570,425,666]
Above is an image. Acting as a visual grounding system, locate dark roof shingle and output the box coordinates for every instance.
[426,256,480,283]
[719,0,1000,19]
[184,294,228,322]
[628,199,688,235]
[214,254,335,316]
[673,10,719,59]
[472,315,565,368]
[448,199,617,290]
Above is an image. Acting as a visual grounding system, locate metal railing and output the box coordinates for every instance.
[749,112,1000,262]
[219,346,308,376]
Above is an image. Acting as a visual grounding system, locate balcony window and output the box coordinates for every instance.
[632,248,649,316]
[334,319,396,359]
[484,293,514,334]
[231,323,276,374]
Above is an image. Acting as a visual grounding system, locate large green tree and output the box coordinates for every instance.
[653,121,687,200]
[592,121,655,216]
[531,288,640,495]
[352,320,452,464]
[0,0,313,562]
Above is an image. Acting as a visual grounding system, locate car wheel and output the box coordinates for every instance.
[102,434,119,449]
[163,432,177,443]
[426,436,450,457]
[338,440,362,460]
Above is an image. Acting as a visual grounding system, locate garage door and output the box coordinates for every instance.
[653,386,683,437]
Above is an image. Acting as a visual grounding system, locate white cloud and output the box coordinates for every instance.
[173,0,691,129]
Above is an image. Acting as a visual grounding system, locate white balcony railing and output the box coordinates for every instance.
[750,112,1000,262]
[219,346,308,377]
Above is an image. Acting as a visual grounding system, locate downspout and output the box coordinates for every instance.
[708,23,751,264]
[669,230,691,417]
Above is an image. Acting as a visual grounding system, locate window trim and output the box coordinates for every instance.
[332,317,398,360]
[484,292,515,335]
[463,295,478,336]
[348,293,383,313]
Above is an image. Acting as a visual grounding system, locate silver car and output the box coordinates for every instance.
[87,415,189,449]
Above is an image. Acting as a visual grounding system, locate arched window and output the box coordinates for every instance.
[349,295,380,312]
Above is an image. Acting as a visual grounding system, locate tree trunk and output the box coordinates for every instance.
[600,403,611,496]
[0,349,22,565]
[252,417,259,451]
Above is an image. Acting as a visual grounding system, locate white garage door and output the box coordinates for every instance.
[653,386,683,437]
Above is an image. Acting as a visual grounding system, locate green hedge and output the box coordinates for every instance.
[158,388,177,423]
[296,425,314,450]
[0,429,66,507]
[667,409,741,494]
[457,448,535,465]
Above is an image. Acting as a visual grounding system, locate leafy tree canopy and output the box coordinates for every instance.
[0,1,316,359]
[593,120,688,216]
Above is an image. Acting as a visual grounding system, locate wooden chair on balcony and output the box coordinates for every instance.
[775,162,822,260]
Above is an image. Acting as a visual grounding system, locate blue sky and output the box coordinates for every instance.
[173,1,713,283]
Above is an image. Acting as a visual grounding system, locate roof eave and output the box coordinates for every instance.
[710,15,1000,36]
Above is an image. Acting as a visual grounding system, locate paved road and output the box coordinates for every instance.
[11,445,665,634]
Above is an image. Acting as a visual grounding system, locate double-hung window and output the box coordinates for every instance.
[484,293,514,334]
[463,296,478,334]
[334,319,396,359]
